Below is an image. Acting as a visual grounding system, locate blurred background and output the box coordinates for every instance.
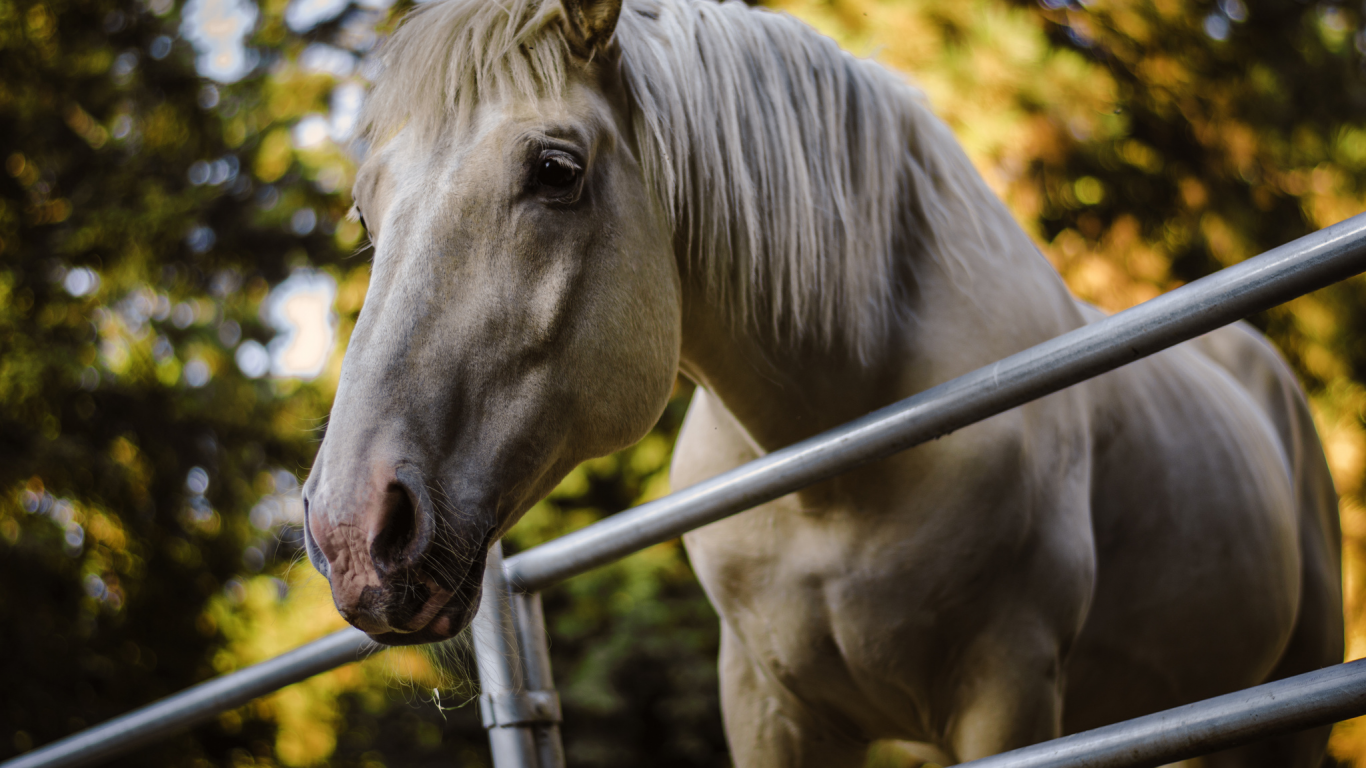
[3,0,1366,764]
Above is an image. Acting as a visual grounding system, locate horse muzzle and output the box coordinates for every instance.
[303,461,491,644]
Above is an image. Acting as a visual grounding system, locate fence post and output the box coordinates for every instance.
[472,541,566,768]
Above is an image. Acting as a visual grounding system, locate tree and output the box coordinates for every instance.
[0,0,377,761]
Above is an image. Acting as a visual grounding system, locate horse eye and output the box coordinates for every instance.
[536,153,580,190]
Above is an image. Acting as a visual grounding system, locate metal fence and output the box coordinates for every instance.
[9,212,1366,768]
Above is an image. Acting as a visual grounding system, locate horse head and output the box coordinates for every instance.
[302,0,680,645]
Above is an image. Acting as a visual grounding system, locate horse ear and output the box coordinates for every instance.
[561,0,622,57]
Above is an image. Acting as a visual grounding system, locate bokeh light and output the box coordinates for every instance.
[180,0,260,83]
[263,270,338,380]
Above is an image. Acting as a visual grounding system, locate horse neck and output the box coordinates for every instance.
[677,188,1085,454]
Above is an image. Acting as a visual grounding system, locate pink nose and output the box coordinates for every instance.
[305,464,440,633]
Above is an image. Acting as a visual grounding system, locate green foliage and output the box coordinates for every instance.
[0,0,375,762]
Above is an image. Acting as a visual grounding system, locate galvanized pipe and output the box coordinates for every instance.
[504,212,1366,593]
[509,592,567,768]
[8,213,1366,768]
[2,628,377,768]
[960,658,1366,768]
[472,542,566,768]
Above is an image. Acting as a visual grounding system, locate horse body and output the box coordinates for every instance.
[301,0,1342,763]
[672,186,1336,766]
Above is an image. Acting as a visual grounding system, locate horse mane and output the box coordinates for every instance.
[359,0,1010,360]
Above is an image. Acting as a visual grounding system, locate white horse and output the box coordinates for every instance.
[300,0,1343,764]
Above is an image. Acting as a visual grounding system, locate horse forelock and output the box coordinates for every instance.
[357,0,572,143]
[360,0,1012,361]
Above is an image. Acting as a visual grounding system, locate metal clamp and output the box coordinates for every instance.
[479,690,562,728]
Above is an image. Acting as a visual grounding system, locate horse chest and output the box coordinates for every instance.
[684,460,1089,725]
[675,384,1101,736]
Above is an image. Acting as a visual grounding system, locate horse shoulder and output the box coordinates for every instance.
[671,387,790,598]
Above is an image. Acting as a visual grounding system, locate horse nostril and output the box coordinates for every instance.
[302,495,332,580]
[370,465,435,575]
[371,485,415,571]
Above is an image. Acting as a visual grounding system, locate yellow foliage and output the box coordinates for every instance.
[85,511,127,551]
[204,566,455,765]
[334,267,370,315]
[24,4,52,41]
[266,74,334,122]
[155,356,180,387]
[255,128,294,184]
[207,570,357,765]
[141,103,188,150]
[334,218,364,249]
[1074,176,1105,205]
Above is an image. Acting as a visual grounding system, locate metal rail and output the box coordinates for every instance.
[2,629,378,768]
[960,658,1366,768]
[471,542,566,768]
[7,211,1366,768]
